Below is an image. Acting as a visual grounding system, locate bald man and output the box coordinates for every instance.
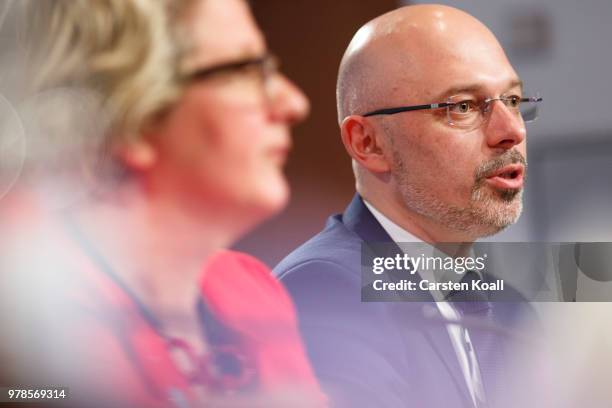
[275,5,543,408]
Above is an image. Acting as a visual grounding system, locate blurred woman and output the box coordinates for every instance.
[0,0,324,406]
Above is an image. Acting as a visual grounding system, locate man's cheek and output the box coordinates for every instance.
[519,144,528,161]
[448,165,475,195]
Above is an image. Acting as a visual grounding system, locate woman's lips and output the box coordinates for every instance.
[484,164,525,190]
[268,144,291,166]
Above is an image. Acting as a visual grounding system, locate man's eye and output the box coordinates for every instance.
[451,100,476,114]
[504,95,521,109]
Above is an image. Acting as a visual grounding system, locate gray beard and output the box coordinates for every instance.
[391,149,524,238]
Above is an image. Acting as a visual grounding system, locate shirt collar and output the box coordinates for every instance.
[363,200,422,243]
[363,199,481,299]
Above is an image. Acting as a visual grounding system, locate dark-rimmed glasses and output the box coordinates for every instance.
[183,53,280,104]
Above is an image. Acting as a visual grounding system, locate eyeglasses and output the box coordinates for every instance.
[362,93,543,130]
[183,53,279,105]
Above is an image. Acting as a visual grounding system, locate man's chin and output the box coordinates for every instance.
[496,187,522,203]
[477,195,523,233]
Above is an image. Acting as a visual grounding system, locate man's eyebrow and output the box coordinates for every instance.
[433,79,524,101]
[436,83,483,100]
[506,79,524,92]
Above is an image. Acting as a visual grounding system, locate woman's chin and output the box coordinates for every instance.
[254,177,290,217]
[227,180,288,240]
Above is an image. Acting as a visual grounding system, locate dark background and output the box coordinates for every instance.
[235,0,399,266]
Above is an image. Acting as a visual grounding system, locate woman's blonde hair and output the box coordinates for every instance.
[23,0,196,142]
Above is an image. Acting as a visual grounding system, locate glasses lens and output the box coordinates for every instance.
[185,55,278,106]
[230,54,278,106]
[260,54,279,103]
[520,93,541,123]
[446,95,482,129]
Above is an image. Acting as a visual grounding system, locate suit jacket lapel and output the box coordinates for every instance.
[343,194,474,405]
[343,194,430,302]
[422,311,477,408]
[342,193,394,243]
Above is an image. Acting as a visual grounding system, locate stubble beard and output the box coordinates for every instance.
[391,149,525,239]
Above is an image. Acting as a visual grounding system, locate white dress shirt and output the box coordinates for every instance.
[363,200,486,408]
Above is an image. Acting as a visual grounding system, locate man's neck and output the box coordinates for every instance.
[363,197,474,259]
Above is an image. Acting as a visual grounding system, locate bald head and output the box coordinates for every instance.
[337,4,528,242]
[336,4,511,124]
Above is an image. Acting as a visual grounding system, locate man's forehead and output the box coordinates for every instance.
[384,33,519,99]
[338,4,518,116]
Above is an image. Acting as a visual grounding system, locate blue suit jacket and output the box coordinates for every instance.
[274,194,535,408]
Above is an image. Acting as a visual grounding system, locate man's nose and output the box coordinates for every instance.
[484,100,526,150]
[266,74,310,125]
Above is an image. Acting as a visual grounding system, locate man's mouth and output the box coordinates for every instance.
[484,164,524,190]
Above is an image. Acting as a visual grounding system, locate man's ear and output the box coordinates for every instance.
[340,115,391,173]
[114,137,158,172]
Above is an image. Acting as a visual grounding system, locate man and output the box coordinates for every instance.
[275,5,542,407]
